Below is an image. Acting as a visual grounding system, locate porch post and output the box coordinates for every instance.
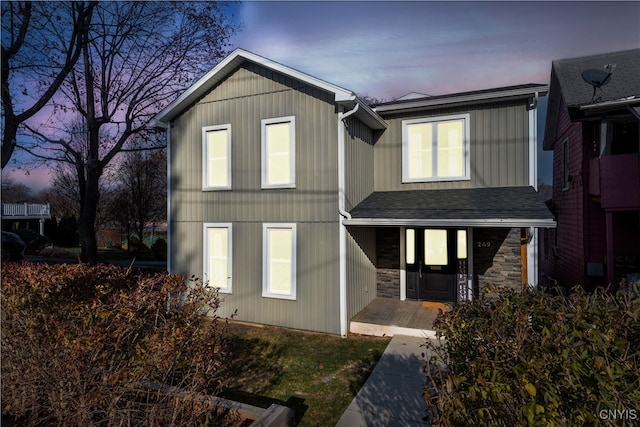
[400,226,406,301]
[606,210,615,287]
[467,227,474,301]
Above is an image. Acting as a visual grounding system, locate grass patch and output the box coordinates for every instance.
[221,322,390,426]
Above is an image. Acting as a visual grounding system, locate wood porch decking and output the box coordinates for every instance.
[349,297,449,338]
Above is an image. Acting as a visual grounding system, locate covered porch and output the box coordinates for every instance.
[344,186,556,336]
[350,297,446,338]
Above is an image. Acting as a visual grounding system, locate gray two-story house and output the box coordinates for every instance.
[153,49,555,335]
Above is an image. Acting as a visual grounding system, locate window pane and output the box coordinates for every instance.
[268,228,293,294]
[207,228,228,289]
[457,230,467,259]
[437,120,464,177]
[424,229,448,265]
[407,123,432,179]
[267,122,291,184]
[406,229,415,264]
[206,130,228,187]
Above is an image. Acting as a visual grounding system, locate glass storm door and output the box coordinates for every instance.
[406,228,465,302]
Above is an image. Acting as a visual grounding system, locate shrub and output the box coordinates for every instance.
[152,237,167,261]
[1,262,234,426]
[424,285,640,426]
[128,235,154,260]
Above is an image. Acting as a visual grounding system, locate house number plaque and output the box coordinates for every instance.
[476,241,491,248]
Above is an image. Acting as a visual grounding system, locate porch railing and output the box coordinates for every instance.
[1,203,51,219]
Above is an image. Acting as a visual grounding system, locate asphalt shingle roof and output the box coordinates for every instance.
[552,49,640,107]
[348,187,554,226]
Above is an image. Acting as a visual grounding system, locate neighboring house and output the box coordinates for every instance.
[540,49,640,291]
[153,49,555,335]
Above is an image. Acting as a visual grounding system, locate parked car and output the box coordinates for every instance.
[1,231,26,261]
[13,229,49,254]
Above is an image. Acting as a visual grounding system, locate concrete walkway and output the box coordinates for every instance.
[336,335,436,427]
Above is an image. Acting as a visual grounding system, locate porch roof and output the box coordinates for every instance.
[345,186,556,228]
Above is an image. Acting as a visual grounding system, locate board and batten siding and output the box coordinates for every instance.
[344,115,376,210]
[169,63,342,334]
[374,100,532,191]
[343,116,378,320]
[346,226,377,321]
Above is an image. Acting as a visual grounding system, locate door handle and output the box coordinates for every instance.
[419,260,423,279]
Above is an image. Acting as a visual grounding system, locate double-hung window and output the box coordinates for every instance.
[203,223,232,293]
[402,114,470,182]
[262,223,296,300]
[202,124,231,190]
[261,116,295,188]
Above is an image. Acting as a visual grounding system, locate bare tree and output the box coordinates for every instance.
[19,2,237,264]
[1,170,34,202]
[107,149,166,248]
[1,1,94,169]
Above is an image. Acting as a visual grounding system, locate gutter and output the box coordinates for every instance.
[337,103,359,337]
[579,96,639,111]
[342,217,557,228]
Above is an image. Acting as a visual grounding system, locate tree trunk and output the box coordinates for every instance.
[78,162,101,265]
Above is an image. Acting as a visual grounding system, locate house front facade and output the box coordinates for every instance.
[540,49,640,291]
[153,49,555,335]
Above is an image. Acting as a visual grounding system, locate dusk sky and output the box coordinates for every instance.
[5,1,640,190]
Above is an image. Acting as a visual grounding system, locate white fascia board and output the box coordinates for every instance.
[343,218,557,228]
[375,85,550,114]
[153,48,357,125]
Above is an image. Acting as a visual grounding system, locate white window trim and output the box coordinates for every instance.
[261,116,296,189]
[203,222,232,293]
[401,113,471,183]
[202,124,232,191]
[262,223,297,300]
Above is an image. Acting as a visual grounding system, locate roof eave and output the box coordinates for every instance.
[344,217,557,228]
[375,84,549,114]
[152,48,385,127]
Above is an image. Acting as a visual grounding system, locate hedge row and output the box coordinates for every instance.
[1,262,235,426]
[425,285,640,426]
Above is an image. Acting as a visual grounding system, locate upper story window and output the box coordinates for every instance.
[402,114,470,183]
[262,116,296,189]
[202,124,231,190]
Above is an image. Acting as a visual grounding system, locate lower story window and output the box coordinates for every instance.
[263,223,297,300]
[203,223,232,293]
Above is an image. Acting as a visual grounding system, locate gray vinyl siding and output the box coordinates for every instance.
[171,221,340,333]
[170,64,339,224]
[169,63,342,333]
[346,226,377,321]
[343,117,378,321]
[374,100,531,191]
[344,115,376,210]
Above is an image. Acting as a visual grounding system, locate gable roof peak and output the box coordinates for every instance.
[152,48,386,130]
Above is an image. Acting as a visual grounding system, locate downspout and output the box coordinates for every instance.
[337,102,359,336]
[527,92,539,288]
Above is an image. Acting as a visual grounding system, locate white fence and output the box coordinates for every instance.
[1,203,51,219]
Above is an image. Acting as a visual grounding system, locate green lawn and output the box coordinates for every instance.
[221,322,390,426]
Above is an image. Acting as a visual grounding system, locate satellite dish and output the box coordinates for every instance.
[581,64,616,101]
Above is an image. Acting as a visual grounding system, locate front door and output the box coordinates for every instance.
[406,228,466,302]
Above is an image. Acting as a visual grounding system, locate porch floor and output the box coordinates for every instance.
[350,297,448,338]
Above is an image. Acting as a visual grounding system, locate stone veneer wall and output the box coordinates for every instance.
[376,228,400,299]
[473,228,523,293]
